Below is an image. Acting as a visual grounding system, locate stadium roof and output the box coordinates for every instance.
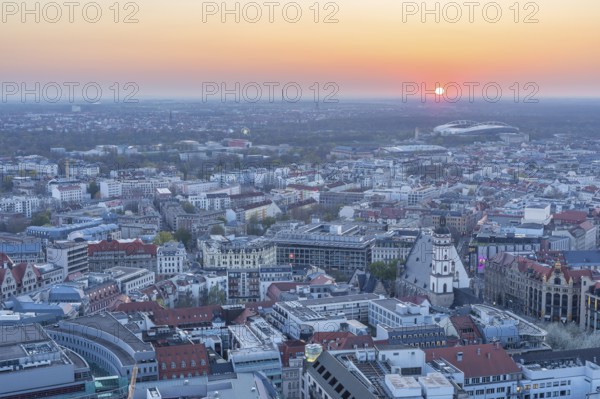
[434,121,519,136]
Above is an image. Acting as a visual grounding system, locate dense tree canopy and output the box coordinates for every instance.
[31,210,51,227]
[174,228,192,249]
[153,231,174,245]
[368,259,400,282]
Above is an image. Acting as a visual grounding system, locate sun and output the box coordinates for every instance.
[435,87,445,95]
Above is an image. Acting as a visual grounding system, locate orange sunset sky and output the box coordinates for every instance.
[1,0,598,99]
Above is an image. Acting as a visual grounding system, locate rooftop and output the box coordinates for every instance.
[301,293,381,307]
[58,313,154,353]
[425,344,521,378]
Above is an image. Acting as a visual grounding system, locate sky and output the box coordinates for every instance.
[1,0,598,100]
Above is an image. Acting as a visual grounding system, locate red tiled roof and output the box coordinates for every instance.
[380,207,406,219]
[373,339,389,346]
[0,263,41,286]
[450,315,483,343]
[279,340,306,367]
[0,252,14,266]
[116,301,164,313]
[88,239,157,256]
[66,271,83,281]
[239,199,273,211]
[425,344,520,378]
[516,257,552,281]
[553,210,587,224]
[287,198,317,210]
[11,263,41,284]
[244,300,275,312]
[515,256,594,284]
[266,282,303,301]
[310,274,334,285]
[580,221,595,232]
[232,308,255,325]
[566,268,594,284]
[310,332,374,351]
[152,305,223,327]
[494,252,596,285]
[287,184,320,191]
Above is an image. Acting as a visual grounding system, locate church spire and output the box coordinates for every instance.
[435,213,450,235]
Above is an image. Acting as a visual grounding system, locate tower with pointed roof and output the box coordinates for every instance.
[429,215,457,307]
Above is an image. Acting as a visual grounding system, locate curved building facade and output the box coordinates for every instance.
[46,313,158,382]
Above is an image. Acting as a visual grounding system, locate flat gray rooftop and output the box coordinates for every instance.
[301,293,380,306]
[0,323,48,346]
[60,313,154,353]
[47,325,136,366]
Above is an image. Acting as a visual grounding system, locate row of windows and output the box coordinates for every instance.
[467,375,510,384]
[525,391,570,398]
[160,359,206,369]
[468,386,507,396]
[526,380,570,389]
[162,372,207,380]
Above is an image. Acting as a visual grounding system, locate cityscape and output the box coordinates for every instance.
[3,102,600,399]
[2,1,600,399]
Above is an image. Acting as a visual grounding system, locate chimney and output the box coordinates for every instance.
[456,352,463,362]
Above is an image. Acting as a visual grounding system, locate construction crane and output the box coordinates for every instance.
[127,364,138,399]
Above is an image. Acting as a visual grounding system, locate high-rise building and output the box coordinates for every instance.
[46,241,89,280]
[273,223,376,276]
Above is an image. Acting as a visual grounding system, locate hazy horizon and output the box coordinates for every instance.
[1,0,598,100]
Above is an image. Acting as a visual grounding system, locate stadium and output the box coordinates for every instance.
[433,120,519,136]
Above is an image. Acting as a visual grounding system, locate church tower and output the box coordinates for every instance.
[430,215,456,306]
